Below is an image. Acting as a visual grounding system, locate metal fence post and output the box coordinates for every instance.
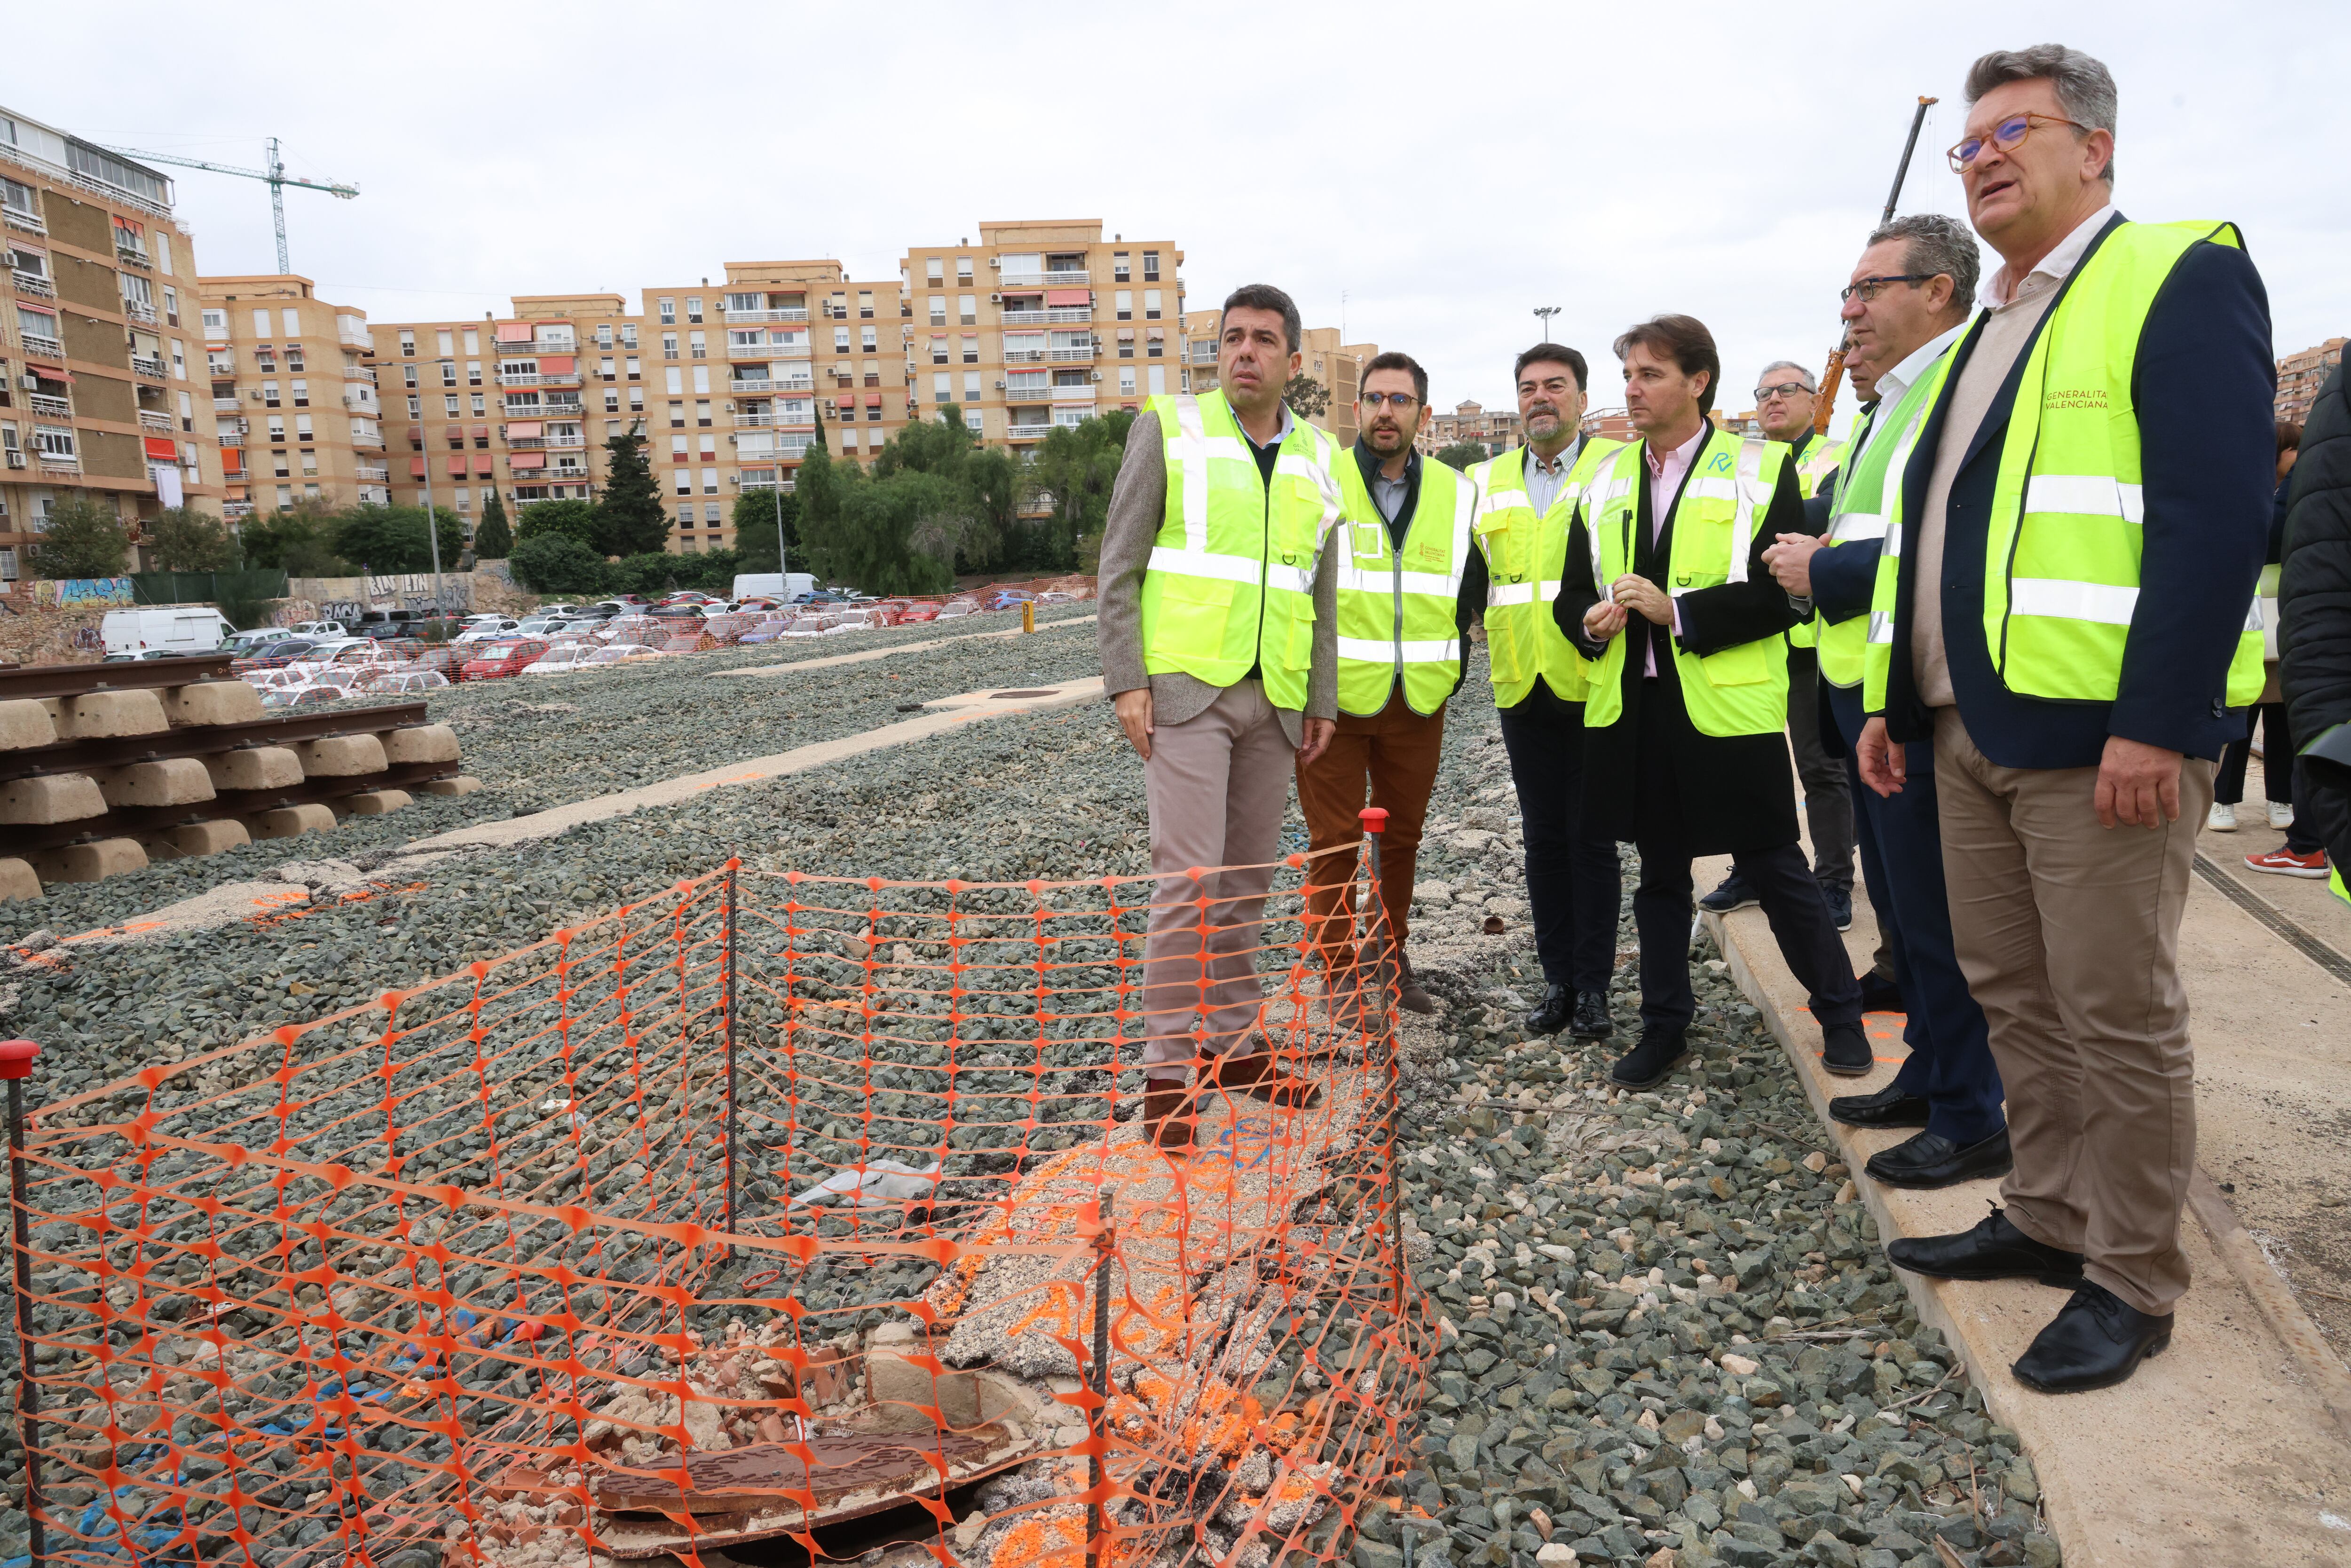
[1087,1186,1114,1568]
[1,1040,44,1568]
[1357,809,1409,1319]
[721,864,740,1247]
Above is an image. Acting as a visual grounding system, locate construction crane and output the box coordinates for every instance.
[95,137,357,275]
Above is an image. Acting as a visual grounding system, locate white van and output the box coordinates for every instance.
[100,607,235,657]
[732,572,815,603]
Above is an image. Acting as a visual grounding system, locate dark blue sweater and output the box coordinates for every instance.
[1874,216,2275,767]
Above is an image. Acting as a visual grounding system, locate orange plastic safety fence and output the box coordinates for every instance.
[6,845,1428,1568]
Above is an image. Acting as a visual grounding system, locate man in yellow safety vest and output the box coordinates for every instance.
[1854,47,2274,1394]
[1294,352,1480,1020]
[1097,283,1344,1153]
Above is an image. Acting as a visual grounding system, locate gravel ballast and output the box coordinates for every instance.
[0,635,2059,1568]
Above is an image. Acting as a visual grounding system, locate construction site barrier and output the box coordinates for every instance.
[2,816,1427,1567]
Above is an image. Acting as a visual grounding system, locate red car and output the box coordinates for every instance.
[899,602,941,623]
[458,638,549,681]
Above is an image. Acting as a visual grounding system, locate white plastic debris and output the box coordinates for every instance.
[787,1158,943,1207]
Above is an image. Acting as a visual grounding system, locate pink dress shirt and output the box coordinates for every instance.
[1636,425,1707,674]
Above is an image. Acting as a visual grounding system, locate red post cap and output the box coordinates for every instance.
[0,1040,38,1080]
[1358,807,1389,834]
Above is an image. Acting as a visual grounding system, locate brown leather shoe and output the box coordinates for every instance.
[1396,953,1436,1016]
[1205,1045,1321,1110]
[1142,1082,1194,1151]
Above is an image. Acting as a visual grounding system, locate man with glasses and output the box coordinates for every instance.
[1853,47,2272,1394]
[1295,352,1480,1020]
[1464,345,1625,1041]
[1701,363,1862,935]
[1763,214,2008,1193]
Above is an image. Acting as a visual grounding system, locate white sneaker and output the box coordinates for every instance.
[2269,801,2295,830]
[2207,802,2238,832]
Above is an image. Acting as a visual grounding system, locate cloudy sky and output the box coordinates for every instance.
[28,1,2347,435]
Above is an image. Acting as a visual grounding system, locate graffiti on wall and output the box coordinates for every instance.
[28,578,135,608]
[364,575,471,615]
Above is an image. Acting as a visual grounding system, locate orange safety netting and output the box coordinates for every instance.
[3,838,1428,1568]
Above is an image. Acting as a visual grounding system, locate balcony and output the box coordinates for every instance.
[343,392,379,413]
[505,400,583,418]
[218,431,242,448]
[213,395,242,412]
[734,410,776,426]
[222,501,254,519]
[122,299,156,324]
[131,355,166,379]
[20,332,63,361]
[1050,346,1097,362]
[116,246,151,271]
[723,307,809,323]
[339,328,375,351]
[355,485,390,505]
[1004,387,1054,404]
[1001,307,1092,326]
[355,464,389,482]
[137,409,172,431]
[344,365,378,384]
[29,392,70,418]
[728,341,811,362]
[999,269,1089,287]
[2,206,43,236]
[1052,385,1098,402]
[12,271,55,299]
[499,371,546,386]
[730,376,813,394]
[1005,423,1050,441]
[37,453,81,475]
[1002,349,1046,365]
[513,433,589,450]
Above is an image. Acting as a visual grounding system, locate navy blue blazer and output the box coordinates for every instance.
[1872,213,2274,768]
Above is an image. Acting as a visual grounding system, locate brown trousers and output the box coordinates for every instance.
[1933,708,2214,1316]
[1295,688,1447,963]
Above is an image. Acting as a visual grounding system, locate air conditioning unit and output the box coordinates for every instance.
[4,451,25,469]
[988,257,1001,268]
[989,293,1002,304]
[995,380,1006,391]
[249,391,264,402]
[18,374,38,391]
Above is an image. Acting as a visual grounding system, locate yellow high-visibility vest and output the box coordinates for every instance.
[1331,452,1478,715]
[1468,438,1624,707]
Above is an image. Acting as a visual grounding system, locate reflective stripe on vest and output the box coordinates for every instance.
[1820,349,1953,690]
[1138,390,1343,709]
[1469,438,1622,707]
[1581,428,1792,738]
[1332,453,1477,716]
[1786,436,1845,650]
[1977,219,2265,709]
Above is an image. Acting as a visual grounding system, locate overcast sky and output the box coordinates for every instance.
[29,2,2348,436]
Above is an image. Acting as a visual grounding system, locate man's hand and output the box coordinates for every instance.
[2097,735,2184,829]
[1856,716,1907,798]
[1583,599,1629,640]
[1114,687,1154,760]
[1299,717,1334,766]
[1763,532,1825,598]
[1611,574,1674,626]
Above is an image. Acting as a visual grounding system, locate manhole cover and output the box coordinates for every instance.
[989,689,1057,699]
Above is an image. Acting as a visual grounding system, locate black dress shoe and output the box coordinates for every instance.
[2013,1282,2173,1394]
[1821,1020,1874,1077]
[1524,984,1573,1035]
[1609,1032,1689,1089]
[1886,1204,2085,1286]
[1858,971,1906,1013]
[1865,1127,2014,1190]
[1829,1084,1931,1128]
[1698,872,1757,914]
[1570,990,1613,1040]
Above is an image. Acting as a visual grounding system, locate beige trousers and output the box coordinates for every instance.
[1933,708,2213,1315]
[1137,680,1296,1079]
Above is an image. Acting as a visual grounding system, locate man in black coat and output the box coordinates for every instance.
[2280,357,2351,900]
[1557,315,1868,1089]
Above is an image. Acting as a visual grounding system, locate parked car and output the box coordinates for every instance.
[246,639,322,668]
[287,621,348,639]
[458,639,549,681]
[222,627,297,656]
[899,602,942,623]
[1036,591,1074,605]
[260,684,349,709]
[101,648,206,663]
[936,602,975,620]
[986,590,1036,612]
[359,670,451,695]
[452,619,521,644]
[649,603,710,622]
[521,642,599,677]
[737,617,796,644]
[588,643,668,665]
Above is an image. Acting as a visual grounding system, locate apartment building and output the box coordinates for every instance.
[197,275,384,520]
[2278,337,2345,425]
[900,221,1183,452]
[1,105,222,581]
[1417,399,1523,458]
[794,263,913,468]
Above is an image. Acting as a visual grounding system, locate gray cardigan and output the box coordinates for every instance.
[1096,410,1339,746]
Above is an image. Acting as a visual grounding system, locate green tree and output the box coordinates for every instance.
[150,507,237,571]
[238,499,347,576]
[1432,441,1491,472]
[28,499,131,579]
[1025,413,1135,573]
[514,498,602,551]
[473,491,512,559]
[596,429,669,556]
[508,533,611,596]
[730,488,801,574]
[332,505,450,574]
[1283,373,1330,418]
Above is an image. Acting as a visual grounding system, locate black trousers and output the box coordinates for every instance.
[1786,646,1857,892]
[2215,702,2293,804]
[1630,681,1863,1039]
[1497,696,1624,993]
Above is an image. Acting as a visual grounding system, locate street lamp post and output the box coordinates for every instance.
[1533,305,1561,342]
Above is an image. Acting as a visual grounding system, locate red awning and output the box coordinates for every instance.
[446,456,466,477]
[510,451,547,470]
[407,425,424,444]
[143,436,178,460]
[15,303,55,322]
[494,323,534,343]
[539,355,575,375]
[409,457,427,477]
[1044,289,1089,307]
[865,394,883,406]
[506,421,543,439]
[473,453,494,475]
[470,424,489,440]
[221,450,245,476]
[443,424,463,440]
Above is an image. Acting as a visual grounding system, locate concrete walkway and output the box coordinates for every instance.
[705,614,1096,680]
[1692,757,2351,1568]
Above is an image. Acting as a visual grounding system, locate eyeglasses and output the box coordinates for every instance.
[1752,382,1813,404]
[1837,274,1935,305]
[1947,112,2085,173]
[1361,392,1419,409]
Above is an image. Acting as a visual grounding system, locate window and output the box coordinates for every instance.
[691,365,710,394]
[1113,252,1130,283]
[441,362,458,387]
[861,326,877,353]
[695,400,712,427]
[700,466,718,495]
[662,332,679,360]
[453,488,471,511]
[958,295,976,326]
[263,379,282,408]
[1148,366,1167,394]
[597,324,613,348]
[31,425,75,457]
[671,433,688,456]
[202,307,227,334]
[295,413,314,440]
[929,296,946,326]
[0,176,38,226]
[399,329,416,357]
[725,292,762,314]
[1144,290,1163,321]
[931,337,948,366]
[964,408,984,433]
[665,367,684,394]
[604,389,621,413]
[829,292,847,320]
[834,326,850,352]
[686,296,703,324]
[301,451,319,477]
[1116,291,1133,322]
[1147,329,1165,358]
[401,364,418,389]
[436,330,455,357]
[277,485,293,509]
[1119,336,1134,360]
[600,356,615,380]
[291,378,309,408]
[674,466,693,495]
[625,355,641,380]
[963,371,981,403]
[962,334,979,364]
[698,433,717,458]
[252,308,272,338]
[621,324,638,349]
[161,285,179,327]
[467,361,483,386]
[933,372,952,405]
[678,504,695,525]
[669,402,686,428]
[658,298,676,324]
[858,291,874,319]
[445,394,461,416]
[926,258,943,282]
[1120,368,1136,395]
[629,387,644,411]
[277,307,299,338]
[170,341,186,378]
[407,394,421,418]
[689,331,707,359]
[1144,251,1161,281]
[471,393,486,416]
